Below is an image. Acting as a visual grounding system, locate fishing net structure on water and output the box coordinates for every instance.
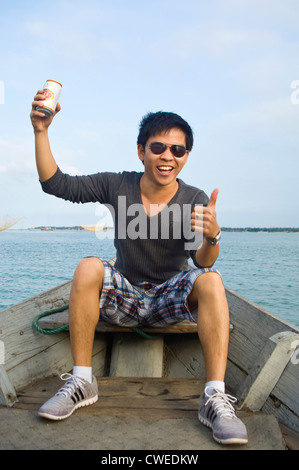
[0,215,20,231]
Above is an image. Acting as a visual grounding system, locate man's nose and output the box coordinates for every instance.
[161,147,174,159]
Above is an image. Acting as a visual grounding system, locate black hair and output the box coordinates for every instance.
[137,111,194,151]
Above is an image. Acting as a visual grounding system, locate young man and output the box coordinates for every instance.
[30,91,248,445]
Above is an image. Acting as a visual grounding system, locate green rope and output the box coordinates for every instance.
[32,304,155,339]
[32,304,70,335]
[131,327,155,340]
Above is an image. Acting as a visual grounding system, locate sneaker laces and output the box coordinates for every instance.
[205,390,237,419]
[56,373,85,398]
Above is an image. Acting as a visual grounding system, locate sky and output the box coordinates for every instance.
[0,0,299,228]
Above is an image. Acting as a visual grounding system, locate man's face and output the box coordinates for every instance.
[138,128,189,188]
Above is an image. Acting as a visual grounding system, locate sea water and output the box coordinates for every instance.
[0,230,298,327]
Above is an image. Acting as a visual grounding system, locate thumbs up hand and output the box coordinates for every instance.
[192,188,220,240]
[207,188,219,209]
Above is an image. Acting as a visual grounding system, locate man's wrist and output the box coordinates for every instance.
[34,128,48,136]
[205,229,221,246]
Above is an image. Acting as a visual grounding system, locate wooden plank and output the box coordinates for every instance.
[9,335,107,392]
[262,395,299,435]
[225,287,299,373]
[110,333,164,377]
[269,363,299,420]
[237,331,299,411]
[280,424,299,450]
[0,281,107,393]
[164,334,205,378]
[15,376,205,419]
[0,365,18,407]
[0,281,72,370]
[225,286,299,426]
[38,309,234,334]
[37,309,200,334]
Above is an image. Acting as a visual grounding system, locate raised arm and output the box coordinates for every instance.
[30,90,61,182]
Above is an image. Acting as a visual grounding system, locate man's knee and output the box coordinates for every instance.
[195,271,223,293]
[73,257,104,290]
[189,272,224,307]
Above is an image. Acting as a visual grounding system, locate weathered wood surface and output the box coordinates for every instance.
[110,333,164,377]
[15,376,204,419]
[225,287,299,370]
[225,287,299,432]
[1,279,299,434]
[280,424,299,451]
[38,309,199,334]
[0,281,107,399]
[237,330,299,411]
[0,365,17,407]
[9,376,287,450]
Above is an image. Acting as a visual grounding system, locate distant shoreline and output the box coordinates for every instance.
[221,227,299,233]
[19,226,299,233]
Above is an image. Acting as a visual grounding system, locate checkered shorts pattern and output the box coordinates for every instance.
[99,260,221,327]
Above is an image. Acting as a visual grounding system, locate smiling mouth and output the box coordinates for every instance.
[157,165,174,175]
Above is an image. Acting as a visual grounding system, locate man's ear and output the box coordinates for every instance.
[137,144,145,163]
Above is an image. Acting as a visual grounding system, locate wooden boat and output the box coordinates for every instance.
[1,260,299,450]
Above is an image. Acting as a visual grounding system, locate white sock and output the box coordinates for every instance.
[72,366,93,384]
[205,380,225,395]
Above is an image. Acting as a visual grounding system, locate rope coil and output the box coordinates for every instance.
[32,304,154,339]
[32,304,70,335]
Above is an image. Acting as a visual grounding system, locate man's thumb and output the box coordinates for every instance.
[208,188,219,207]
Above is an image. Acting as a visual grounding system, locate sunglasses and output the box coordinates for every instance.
[147,142,188,158]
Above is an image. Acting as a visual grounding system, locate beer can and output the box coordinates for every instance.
[37,79,62,117]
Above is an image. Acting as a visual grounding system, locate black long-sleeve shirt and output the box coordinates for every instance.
[41,168,209,284]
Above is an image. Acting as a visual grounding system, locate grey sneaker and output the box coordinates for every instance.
[198,389,248,445]
[38,373,98,421]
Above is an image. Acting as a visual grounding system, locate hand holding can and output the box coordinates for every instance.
[36,80,62,117]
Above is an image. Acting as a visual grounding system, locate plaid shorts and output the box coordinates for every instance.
[99,260,221,327]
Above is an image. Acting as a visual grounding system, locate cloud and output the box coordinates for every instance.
[21,2,129,67]
[1,0,299,227]
[23,20,123,65]
[0,137,35,180]
[149,21,286,65]
[0,135,84,183]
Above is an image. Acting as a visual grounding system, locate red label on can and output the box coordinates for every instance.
[43,89,54,100]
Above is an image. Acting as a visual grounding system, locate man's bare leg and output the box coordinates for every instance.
[189,272,248,445]
[38,257,103,420]
[188,272,229,382]
[68,257,104,367]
